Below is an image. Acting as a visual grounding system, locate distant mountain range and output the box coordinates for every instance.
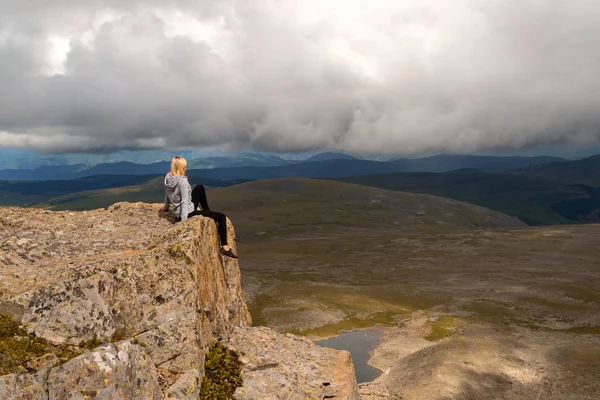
[305,152,358,162]
[0,149,184,170]
[0,149,354,170]
[2,153,598,226]
[0,154,566,181]
[389,154,563,173]
[187,153,290,169]
[338,155,600,225]
[0,148,251,170]
[0,162,167,181]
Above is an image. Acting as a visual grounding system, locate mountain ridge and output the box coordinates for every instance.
[0,154,572,181]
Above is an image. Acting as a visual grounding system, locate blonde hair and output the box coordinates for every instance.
[170,156,187,176]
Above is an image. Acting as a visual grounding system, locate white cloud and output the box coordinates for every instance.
[0,0,599,154]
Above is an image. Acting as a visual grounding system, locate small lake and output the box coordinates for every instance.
[316,330,383,383]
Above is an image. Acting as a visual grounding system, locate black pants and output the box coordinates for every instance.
[186,185,228,246]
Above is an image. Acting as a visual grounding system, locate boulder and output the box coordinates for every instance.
[228,326,360,400]
[47,341,162,400]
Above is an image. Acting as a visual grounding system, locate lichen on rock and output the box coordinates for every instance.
[47,340,162,400]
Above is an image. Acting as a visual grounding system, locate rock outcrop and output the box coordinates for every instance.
[0,202,360,399]
[47,340,163,399]
[1,202,251,397]
[228,327,360,399]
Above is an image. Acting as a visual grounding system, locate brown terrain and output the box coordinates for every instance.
[1,177,598,399]
[207,179,600,399]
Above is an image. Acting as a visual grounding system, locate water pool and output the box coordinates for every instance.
[316,330,383,383]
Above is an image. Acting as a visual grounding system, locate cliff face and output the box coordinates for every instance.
[0,203,359,399]
[1,202,251,396]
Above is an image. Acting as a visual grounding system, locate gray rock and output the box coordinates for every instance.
[1,203,251,387]
[0,372,48,400]
[47,341,162,400]
[0,203,356,398]
[165,369,201,399]
[228,326,360,400]
[15,271,117,345]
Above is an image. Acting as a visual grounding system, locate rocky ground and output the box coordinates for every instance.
[0,203,358,399]
[228,326,359,399]
[358,315,600,399]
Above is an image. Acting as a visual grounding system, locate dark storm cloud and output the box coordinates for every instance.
[1,0,599,154]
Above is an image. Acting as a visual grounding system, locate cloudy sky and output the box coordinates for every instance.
[1,0,599,155]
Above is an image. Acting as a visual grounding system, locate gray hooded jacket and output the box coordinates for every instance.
[163,174,194,221]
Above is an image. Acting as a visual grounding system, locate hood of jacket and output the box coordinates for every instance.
[164,174,187,194]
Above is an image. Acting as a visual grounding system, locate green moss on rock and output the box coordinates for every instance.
[0,313,81,375]
[80,332,102,350]
[200,341,243,399]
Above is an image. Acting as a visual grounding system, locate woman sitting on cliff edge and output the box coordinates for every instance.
[163,155,238,259]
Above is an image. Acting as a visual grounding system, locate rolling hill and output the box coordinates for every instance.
[0,175,246,208]
[35,177,525,232]
[515,154,600,187]
[0,175,160,207]
[339,171,600,225]
[39,177,170,211]
[205,178,525,238]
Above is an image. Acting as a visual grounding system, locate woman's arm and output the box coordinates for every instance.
[163,195,170,211]
[178,179,189,221]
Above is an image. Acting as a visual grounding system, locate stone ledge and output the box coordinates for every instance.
[228,326,360,400]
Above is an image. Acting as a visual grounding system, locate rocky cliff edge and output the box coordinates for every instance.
[0,202,358,399]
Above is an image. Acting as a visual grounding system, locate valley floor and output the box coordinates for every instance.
[239,224,600,399]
